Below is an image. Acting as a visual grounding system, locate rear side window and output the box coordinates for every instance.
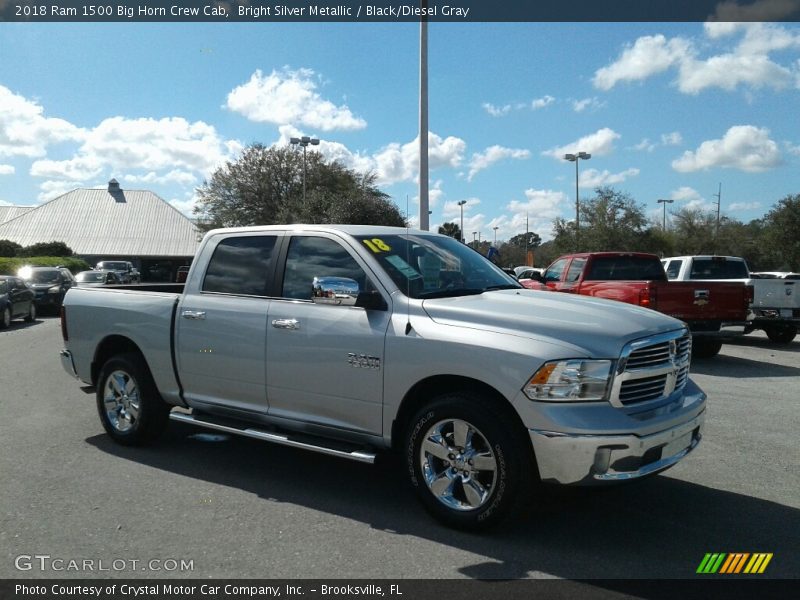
[566,258,587,282]
[690,258,749,279]
[202,235,277,296]
[665,260,683,280]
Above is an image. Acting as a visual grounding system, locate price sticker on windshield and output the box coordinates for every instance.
[362,238,392,253]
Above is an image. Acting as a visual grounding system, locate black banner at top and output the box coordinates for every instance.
[3,0,800,23]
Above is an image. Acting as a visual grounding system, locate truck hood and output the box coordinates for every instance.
[422,289,685,358]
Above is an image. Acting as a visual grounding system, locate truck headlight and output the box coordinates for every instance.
[523,359,612,402]
[48,286,61,294]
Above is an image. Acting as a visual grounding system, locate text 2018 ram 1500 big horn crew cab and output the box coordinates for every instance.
[60,225,707,529]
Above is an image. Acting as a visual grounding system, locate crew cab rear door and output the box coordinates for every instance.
[175,232,282,414]
[265,232,390,435]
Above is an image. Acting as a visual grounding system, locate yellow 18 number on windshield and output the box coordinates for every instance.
[362,238,391,253]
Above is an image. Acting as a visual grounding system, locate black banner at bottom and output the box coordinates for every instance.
[1,579,796,600]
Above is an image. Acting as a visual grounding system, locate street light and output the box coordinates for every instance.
[564,152,591,250]
[472,231,478,244]
[493,226,499,245]
[657,198,674,230]
[457,200,467,243]
[290,136,320,204]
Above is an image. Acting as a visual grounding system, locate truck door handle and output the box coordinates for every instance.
[181,310,206,320]
[272,318,300,330]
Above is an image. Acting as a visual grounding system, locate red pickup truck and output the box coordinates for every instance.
[537,252,752,358]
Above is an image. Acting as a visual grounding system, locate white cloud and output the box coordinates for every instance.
[633,138,656,153]
[226,68,366,131]
[507,188,569,220]
[532,95,555,109]
[572,97,604,112]
[672,125,782,172]
[543,127,621,159]
[661,131,683,146]
[0,85,85,159]
[593,35,692,90]
[670,186,710,211]
[0,164,14,175]
[442,197,480,220]
[467,145,530,181]
[728,201,763,211]
[37,179,81,203]
[367,132,466,186]
[482,102,512,117]
[122,170,198,187]
[594,25,800,95]
[30,117,235,184]
[580,167,640,188]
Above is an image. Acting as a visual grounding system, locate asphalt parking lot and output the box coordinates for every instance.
[1,316,798,583]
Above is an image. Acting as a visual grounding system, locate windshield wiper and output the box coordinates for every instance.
[418,288,484,299]
[482,284,522,292]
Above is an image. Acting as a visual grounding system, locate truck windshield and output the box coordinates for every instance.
[353,234,519,299]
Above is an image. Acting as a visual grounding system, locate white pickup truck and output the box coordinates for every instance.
[60,225,707,529]
[663,255,798,344]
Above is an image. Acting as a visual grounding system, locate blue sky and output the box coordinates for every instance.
[1,21,798,242]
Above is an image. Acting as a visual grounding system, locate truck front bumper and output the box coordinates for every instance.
[529,408,705,485]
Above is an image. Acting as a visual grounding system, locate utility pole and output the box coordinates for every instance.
[712,183,722,254]
[418,3,429,231]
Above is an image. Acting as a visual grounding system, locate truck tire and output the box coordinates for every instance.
[692,339,722,359]
[764,324,797,344]
[404,392,534,530]
[96,353,170,446]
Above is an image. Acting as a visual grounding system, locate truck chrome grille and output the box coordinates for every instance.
[610,330,692,408]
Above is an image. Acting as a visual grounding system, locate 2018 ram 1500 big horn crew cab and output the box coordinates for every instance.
[60,225,707,529]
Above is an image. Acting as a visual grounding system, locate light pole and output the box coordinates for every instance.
[657,198,674,230]
[290,136,320,204]
[493,226,499,245]
[472,231,478,244]
[457,200,467,243]
[564,152,591,250]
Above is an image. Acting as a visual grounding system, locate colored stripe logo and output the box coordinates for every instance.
[697,553,773,574]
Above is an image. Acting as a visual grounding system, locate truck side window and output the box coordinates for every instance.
[544,258,568,283]
[202,235,277,296]
[665,260,682,280]
[566,258,586,282]
[282,236,370,300]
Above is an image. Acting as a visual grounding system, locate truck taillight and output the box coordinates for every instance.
[60,306,68,341]
[745,284,754,308]
[639,287,656,309]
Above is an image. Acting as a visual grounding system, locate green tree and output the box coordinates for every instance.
[438,222,462,240]
[18,241,73,257]
[551,187,651,253]
[194,144,405,229]
[500,232,542,267]
[760,194,800,270]
[0,239,21,258]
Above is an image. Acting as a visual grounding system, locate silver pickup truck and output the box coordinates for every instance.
[60,225,706,529]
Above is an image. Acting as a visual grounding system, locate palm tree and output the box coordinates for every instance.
[438,222,461,240]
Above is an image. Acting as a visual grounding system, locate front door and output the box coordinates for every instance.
[266,234,390,435]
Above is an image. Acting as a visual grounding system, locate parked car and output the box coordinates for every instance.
[19,266,75,311]
[60,225,707,530]
[0,275,36,328]
[541,252,752,358]
[75,270,121,287]
[663,255,799,344]
[96,261,140,283]
[175,265,190,283]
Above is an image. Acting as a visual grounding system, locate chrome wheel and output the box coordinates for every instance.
[419,418,498,512]
[25,303,36,322]
[103,370,141,432]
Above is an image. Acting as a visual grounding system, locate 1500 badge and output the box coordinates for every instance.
[348,353,381,369]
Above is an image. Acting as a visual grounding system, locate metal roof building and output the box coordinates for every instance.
[0,205,35,225]
[0,180,201,281]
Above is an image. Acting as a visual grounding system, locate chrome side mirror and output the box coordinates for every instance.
[312,277,359,306]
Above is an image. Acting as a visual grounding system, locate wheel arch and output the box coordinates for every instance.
[391,375,531,453]
[91,335,149,385]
